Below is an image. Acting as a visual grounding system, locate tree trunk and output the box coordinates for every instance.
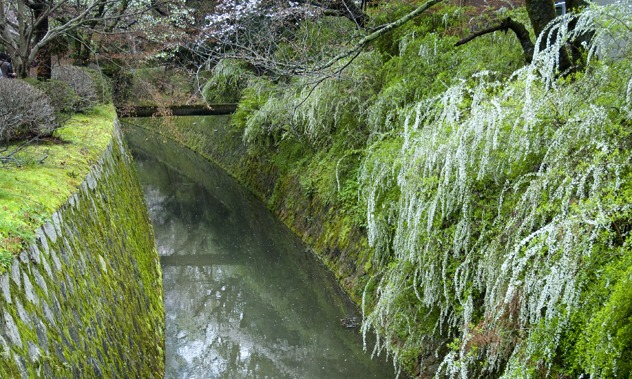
[566,0,591,65]
[525,0,557,41]
[526,0,571,71]
[31,0,52,80]
[72,33,93,66]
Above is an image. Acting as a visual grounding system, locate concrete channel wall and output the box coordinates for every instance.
[0,122,164,378]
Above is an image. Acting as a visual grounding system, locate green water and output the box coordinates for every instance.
[123,123,396,379]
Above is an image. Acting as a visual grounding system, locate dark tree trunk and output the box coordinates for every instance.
[526,0,571,71]
[72,34,92,66]
[301,0,368,27]
[566,0,591,66]
[336,0,368,27]
[525,0,557,41]
[31,0,52,80]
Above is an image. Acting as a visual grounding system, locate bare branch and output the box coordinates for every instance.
[455,17,535,63]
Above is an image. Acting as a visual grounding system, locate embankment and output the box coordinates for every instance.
[0,119,163,378]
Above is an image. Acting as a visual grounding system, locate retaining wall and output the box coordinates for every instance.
[0,122,164,378]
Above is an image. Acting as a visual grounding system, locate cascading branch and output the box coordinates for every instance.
[360,3,632,377]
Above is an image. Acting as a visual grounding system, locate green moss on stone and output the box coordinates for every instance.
[1,114,164,378]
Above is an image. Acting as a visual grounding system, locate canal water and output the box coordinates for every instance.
[123,122,396,379]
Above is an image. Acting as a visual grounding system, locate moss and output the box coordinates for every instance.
[1,111,163,378]
[0,106,115,271]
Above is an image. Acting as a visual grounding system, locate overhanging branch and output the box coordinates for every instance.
[455,17,535,63]
[309,0,444,73]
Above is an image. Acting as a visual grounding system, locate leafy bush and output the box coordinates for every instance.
[273,15,363,68]
[0,79,59,142]
[52,64,98,112]
[578,260,632,378]
[202,59,254,103]
[27,78,80,114]
[236,51,383,151]
[237,77,293,148]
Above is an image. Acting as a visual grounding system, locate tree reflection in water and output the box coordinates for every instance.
[124,121,396,379]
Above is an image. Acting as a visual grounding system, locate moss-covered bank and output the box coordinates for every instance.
[0,116,164,378]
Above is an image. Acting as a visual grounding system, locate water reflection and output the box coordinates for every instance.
[123,122,396,379]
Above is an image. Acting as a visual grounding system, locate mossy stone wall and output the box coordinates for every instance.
[0,122,164,378]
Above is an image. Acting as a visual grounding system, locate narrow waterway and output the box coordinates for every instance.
[123,122,397,379]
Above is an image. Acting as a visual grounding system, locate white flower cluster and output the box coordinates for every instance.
[201,0,317,43]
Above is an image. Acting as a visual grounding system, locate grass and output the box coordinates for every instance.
[0,105,115,272]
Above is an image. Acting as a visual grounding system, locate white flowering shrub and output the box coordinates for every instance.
[236,50,382,150]
[202,59,254,103]
[359,3,632,377]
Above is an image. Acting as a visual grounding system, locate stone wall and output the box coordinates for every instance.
[0,122,164,378]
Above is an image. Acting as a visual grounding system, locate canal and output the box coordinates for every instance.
[123,121,397,379]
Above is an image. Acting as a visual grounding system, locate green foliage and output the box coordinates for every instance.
[274,16,363,68]
[299,51,384,148]
[565,178,632,377]
[200,2,632,378]
[369,3,464,57]
[236,51,383,151]
[574,249,632,378]
[580,263,632,377]
[366,6,526,137]
[0,250,11,271]
[202,59,254,103]
[236,77,294,148]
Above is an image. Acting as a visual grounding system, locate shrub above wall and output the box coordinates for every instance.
[0,80,58,143]
[51,65,99,112]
